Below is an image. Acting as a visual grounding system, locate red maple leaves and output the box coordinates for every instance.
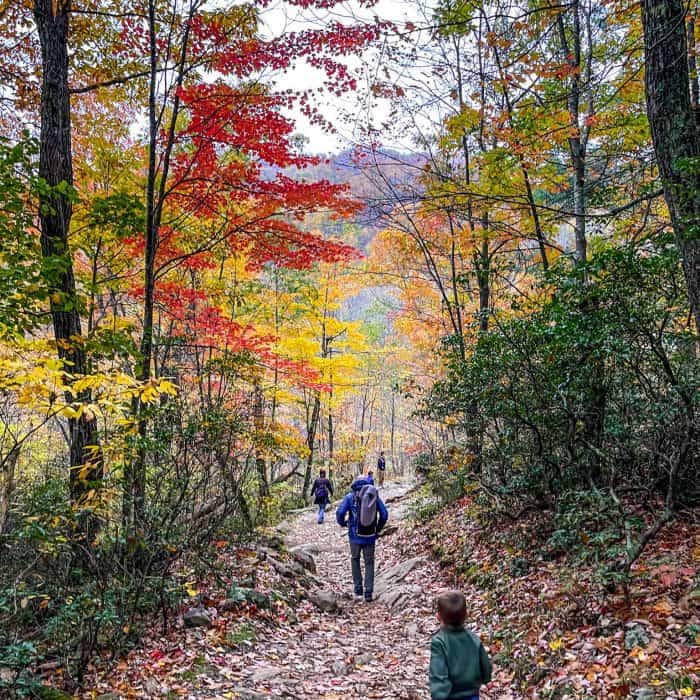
[118,0,376,386]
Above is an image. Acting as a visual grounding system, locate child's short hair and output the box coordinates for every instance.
[436,590,467,627]
[319,469,326,477]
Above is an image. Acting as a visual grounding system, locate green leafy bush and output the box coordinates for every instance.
[424,238,699,583]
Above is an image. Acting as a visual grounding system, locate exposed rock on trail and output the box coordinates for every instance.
[79,480,458,700]
[232,479,443,699]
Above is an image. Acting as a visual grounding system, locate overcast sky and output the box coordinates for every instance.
[259,0,424,153]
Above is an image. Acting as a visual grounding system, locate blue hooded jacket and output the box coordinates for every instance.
[336,476,388,545]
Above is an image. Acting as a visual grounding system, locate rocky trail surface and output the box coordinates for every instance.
[232,479,445,699]
[69,479,700,700]
[80,479,467,700]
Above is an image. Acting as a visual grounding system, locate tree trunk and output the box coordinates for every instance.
[475,231,490,334]
[303,392,321,499]
[125,0,193,535]
[688,17,699,113]
[0,448,19,534]
[558,5,587,263]
[253,383,269,499]
[327,396,334,478]
[481,8,550,269]
[33,0,102,509]
[390,390,396,476]
[642,0,700,331]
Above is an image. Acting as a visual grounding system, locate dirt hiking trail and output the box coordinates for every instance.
[228,478,450,700]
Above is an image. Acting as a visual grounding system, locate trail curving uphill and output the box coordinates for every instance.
[232,479,445,700]
[80,480,466,700]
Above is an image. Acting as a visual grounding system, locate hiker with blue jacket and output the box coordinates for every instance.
[311,469,333,524]
[336,475,388,602]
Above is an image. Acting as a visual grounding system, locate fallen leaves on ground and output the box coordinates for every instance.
[41,482,700,699]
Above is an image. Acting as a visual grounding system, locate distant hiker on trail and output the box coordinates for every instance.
[429,590,492,700]
[366,469,374,484]
[310,469,333,524]
[336,475,388,602]
[377,451,386,486]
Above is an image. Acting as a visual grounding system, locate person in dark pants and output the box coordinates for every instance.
[336,475,388,601]
[377,451,386,486]
[310,469,333,524]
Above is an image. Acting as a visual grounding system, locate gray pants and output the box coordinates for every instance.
[350,542,375,597]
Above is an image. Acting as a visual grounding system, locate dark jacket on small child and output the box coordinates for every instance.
[311,477,333,505]
[429,626,492,700]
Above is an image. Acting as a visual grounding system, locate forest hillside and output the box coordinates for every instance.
[0,0,698,698]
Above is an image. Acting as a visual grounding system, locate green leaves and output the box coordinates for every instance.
[429,236,697,507]
[0,136,48,338]
[87,192,146,240]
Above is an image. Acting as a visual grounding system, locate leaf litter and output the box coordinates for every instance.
[45,480,700,699]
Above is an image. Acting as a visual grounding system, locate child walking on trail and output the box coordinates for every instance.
[310,469,333,524]
[429,590,492,700]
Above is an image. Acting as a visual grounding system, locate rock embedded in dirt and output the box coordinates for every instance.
[377,556,425,585]
[378,524,399,538]
[373,556,426,608]
[289,545,317,573]
[230,687,269,700]
[331,660,348,676]
[224,586,270,609]
[377,584,423,611]
[274,519,291,534]
[268,554,306,579]
[355,682,369,696]
[183,606,213,628]
[297,541,323,555]
[625,624,650,650]
[354,652,374,666]
[308,588,341,612]
[406,622,419,638]
[260,533,286,550]
[251,665,283,683]
[95,694,122,700]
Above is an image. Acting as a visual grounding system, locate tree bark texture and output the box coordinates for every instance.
[33,0,102,505]
[642,0,700,331]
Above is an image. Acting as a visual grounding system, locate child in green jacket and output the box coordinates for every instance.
[429,591,492,700]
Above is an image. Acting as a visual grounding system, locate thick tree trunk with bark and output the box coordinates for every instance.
[642,0,700,331]
[33,0,102,507]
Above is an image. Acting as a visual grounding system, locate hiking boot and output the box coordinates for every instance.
[354,593,363,602]
[364,594,373,603]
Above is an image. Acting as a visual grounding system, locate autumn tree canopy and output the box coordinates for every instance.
[0,0,699,697]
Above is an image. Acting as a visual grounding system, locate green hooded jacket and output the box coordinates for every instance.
[429,626,492,699]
